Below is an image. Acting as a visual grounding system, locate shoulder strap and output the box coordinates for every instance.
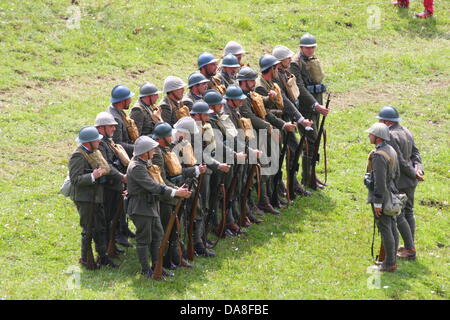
[375,150,393,169]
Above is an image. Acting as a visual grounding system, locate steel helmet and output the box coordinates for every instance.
[221,53,240,68]
[163,76,186,94]
[190,101,210,115]
[139,82,161,97]
[152,122,173,139]
[188,72,209,88]
[376,105,401,122]
[174,116,200,135]
[110,84,135,103]
[272,45,294,61]
[223,41,246,56]
[224,85,247,100]
[259,54,280,72]
[366,123,390,141]
[94,112,118,127]
[133,136,159,156]
[76,126,103,143]
[300,33,317,47]
[204,89,226,106]
[237,67,258,81]
[198,52,218,69]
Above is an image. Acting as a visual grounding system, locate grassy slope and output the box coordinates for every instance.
[0,0,449,299]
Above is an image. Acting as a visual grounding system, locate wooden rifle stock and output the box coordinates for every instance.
[187,174,204,261]
[106,194,124,258]
[239,164,258,227]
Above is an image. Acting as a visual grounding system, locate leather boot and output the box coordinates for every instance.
[97,255,119,268]
[251,204,265,216]
[397,248,416,260]
[377,264,397,272]
[294,181,312,197]
[194,243,216,257]
[248,211,263,224]
[257,197,281,216]
[415,10,432,18]
[116,233,133,248]
[227,221,246,234]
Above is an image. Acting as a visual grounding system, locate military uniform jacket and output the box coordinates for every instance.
[98,138,125,192]
[69,148,104,203]
[289,53,319,117]
[274,69,305,123]
[107,105,134,157]
[216,71,237,88]
[181,91,203,110]
[239,91,271,131]
[130,100,158,137]
[126,156,174,217]
[208,112,237,162]
[388,123,423,189]
[367,142,400,206]
[222,104,248,154]
[160,95,185,126]
[255,77,286,130]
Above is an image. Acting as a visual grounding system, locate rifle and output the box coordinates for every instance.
[308,93,331,188]
[289,135,306,200]
[210,183,227,248]
[187,174,204,261]
[153,179,192,280]
[85,188,98,270]
[239,164,258,227]
[270,130,289,205]
[370,204,385,264]
[106,194,124,258]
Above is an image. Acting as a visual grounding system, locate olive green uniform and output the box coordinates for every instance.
[130,100,159,137]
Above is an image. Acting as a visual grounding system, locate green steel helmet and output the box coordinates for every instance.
[223,41,246,56]
[366,123,390,141]
[139,82,161,97]
[376,105,401,122]
[237,66,258,81]
[221,53,240,68]
[110,84,135,103]
[163,76,187,94]
[300,33,317,47]
[152,122,173,139]
[190,101,210,114]
[272,45,294,61]
[259,54,280,72]
[76,126,103,143]
[94,112,118,127]
[224,85,247,100]
[187,72,209,88]
[198,52,218,69]
[203,89,226,106]
[133,136,159,156]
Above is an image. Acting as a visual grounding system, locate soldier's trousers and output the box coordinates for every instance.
[75,201,107,258]
[376,214,399,268]
[397,186,416,247]
[130,214,163,266]
[103,188,122,243]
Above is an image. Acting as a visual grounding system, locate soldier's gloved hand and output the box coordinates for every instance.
[300,119,314,128]
[198,164,207,174]
[218,163,231,173]
[175,187,192,199]
[93,168,106,179]
[315,104,330,116]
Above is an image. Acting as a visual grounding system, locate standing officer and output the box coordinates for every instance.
[366,123,400,272]
[126,136,191,279]
[69,126,118,269]
[130,82,163,137]
[377,106,423,260]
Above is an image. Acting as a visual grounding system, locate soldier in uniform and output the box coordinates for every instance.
[366,123,400,272]
[223,40,246,66]
[272,45,314,197]
[130,82,163,137]
[198,52,226,95]
[94,112,128,256]
[377,106,423,260]
[255,54,297,209]
[107,84,136,248]
[182,72,210,110]
[160,76,191,126]
[215,54,240,88]
[290,33,330,190]
[126,136,191,279]
[69,126,119,269]
[151,122,200,269]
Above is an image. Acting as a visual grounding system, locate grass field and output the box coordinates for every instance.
[0,0,449,300]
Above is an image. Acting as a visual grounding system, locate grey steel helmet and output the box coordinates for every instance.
[76,126,103,143]
[272,45,294,61]
[221,53,240,68]
[133,136,159,156]
[366,123,390,141]
[139,82,161,97]
[163,76,187,94]
[174,116,200,135]
[223,41,246,56]
[376,105,401,122]
[300,33,317,47]
[237,66,258,81]
[187,72,209,88]
[94,112,118,127]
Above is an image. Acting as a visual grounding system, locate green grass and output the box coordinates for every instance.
[0,0,449,299]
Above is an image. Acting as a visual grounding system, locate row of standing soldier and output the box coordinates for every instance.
[68,34,333,279]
